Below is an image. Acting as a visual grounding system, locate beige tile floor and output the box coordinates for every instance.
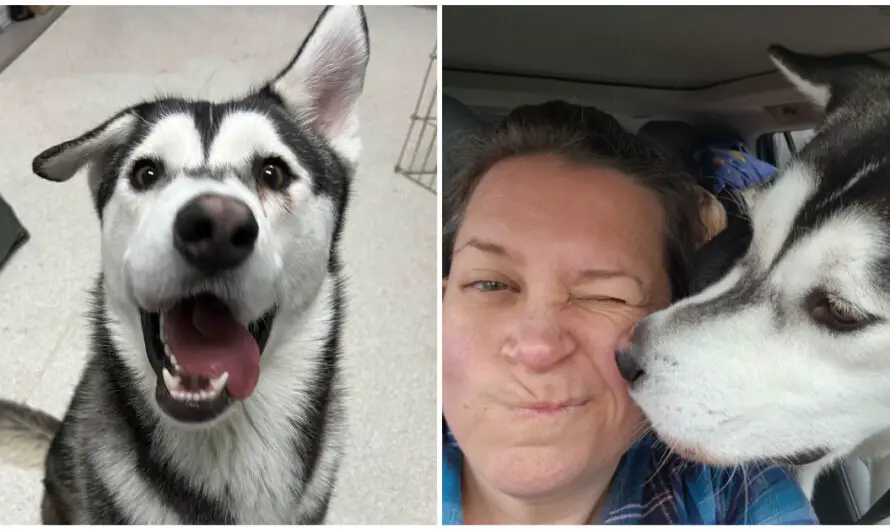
[0,5,437,525]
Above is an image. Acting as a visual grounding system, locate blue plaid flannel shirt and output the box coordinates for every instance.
[443,427,818,525]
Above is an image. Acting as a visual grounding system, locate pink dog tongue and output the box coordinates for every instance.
[163,295,260,399]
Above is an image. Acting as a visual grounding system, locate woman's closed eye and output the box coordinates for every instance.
[468,280,511,293]
[573,295,628,305]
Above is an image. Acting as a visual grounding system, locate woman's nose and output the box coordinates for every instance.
[503,310,576,372]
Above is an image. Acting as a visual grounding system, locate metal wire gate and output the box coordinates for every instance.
[394,45,437,194]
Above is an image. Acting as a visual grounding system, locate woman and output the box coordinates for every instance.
[441,101,817,525]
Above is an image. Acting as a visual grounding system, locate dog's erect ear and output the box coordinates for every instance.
[270,5,370,166]
[768,44,890,112]
[32,111,137,183]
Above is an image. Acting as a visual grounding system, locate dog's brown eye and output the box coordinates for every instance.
[130,159,162,190]
[808,292,873,332]
[256,158,290,191]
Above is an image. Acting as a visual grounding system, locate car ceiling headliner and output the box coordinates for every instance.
[443,6,890,90]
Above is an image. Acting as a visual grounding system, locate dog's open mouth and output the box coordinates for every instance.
[140,293,275,424]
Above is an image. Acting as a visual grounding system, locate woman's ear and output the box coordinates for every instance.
[696,189,727,248]
[442,278,449,298]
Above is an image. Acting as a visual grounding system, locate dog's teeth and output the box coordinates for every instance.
[162,368,180,391]
[209,372,229,395]
[165,372,227,402]
[166,347,179,368]
[163,345,180,374]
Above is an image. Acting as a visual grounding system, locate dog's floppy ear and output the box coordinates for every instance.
[32,111,137,182]
[768,44,890,112]
[270,5,370,166]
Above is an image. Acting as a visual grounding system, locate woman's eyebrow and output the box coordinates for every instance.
[577,269,644,289]
[453,238,517,260]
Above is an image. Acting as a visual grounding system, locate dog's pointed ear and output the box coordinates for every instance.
[32,111,137,182]
[769,44,890,112]
[269,5,370,166]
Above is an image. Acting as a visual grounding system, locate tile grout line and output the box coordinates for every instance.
[22,312,78,406]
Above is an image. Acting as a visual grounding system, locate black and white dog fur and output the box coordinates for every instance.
[0,5,369,524]
[620,45,890,501]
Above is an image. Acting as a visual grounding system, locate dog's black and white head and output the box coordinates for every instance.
[619,45,890,466]
[32,6,369,426]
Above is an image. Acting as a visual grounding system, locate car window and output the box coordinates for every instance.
[767,128,817,168]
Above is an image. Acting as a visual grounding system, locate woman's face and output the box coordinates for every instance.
[443,154,673,499]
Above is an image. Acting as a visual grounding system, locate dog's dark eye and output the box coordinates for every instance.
[808,292,873,332]
[130,159,162,190]
[256,158,291,191]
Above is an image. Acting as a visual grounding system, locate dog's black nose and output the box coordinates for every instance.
[615,349,645,384]
[174,194,259,275]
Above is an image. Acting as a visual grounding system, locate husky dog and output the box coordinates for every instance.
[0,5,369,524]
[616,45,890,501]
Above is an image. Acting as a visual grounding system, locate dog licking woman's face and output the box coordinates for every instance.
[442,154,674,516]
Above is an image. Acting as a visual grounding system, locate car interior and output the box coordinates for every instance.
[441,5,890,524]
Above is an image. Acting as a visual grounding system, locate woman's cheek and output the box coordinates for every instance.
[442,314,472,390]
[579,311,641,392]
[441,329,473,429]
[442,297,501,404]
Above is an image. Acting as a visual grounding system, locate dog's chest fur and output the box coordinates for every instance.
[152,408,319,524]
[80,407,310,524]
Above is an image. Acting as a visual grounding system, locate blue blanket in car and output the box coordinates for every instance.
[696,140,778,195]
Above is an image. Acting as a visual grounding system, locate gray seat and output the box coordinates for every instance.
[637,120,706,180]
[812,459,872,523]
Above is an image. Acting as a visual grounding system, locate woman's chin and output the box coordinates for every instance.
[475,445,595,498]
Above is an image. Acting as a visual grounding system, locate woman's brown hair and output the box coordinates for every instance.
[443,100,707,300]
